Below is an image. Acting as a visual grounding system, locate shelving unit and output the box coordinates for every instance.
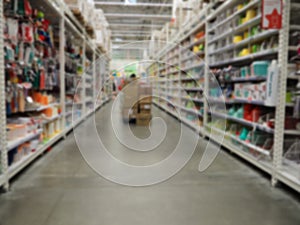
[0,0,111,190]
[148,0,300,193]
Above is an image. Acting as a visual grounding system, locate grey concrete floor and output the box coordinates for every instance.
[0,102,300,225]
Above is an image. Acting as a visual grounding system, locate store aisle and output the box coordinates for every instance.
[0,102,299,225]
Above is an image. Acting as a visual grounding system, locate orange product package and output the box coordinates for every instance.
[32,92,42,103]
[44,108,53,118]
[195,31,205,39]
[41,95,49,105]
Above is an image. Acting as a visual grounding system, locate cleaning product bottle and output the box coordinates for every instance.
[265,60,279,106]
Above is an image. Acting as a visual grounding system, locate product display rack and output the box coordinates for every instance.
[0,0,110,190]
[151,7,208,135]
[148,0,300,193]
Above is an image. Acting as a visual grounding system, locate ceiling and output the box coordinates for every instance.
[94,0,174,58]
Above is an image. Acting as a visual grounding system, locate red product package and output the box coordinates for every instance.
[39,69,46,90]
[22,23,34,43]
[24,0,33,16]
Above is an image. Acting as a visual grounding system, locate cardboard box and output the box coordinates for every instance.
[122,84,139,108]
[122,107,137,120]
[138,85,152,95]
[139,103,152,114]
[136,113,152,126]
[138,95,152,104]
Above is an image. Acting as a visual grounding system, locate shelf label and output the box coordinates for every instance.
[261,0,282,29]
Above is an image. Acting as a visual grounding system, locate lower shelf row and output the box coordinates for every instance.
[0,100,110,188]
[153,100,300,193]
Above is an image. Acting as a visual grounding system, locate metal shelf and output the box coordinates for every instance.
[42,114,63,124]
[182,62,205,71]
[230,76,267,82]
[210,111,275,133]
[208,15,262,45]
[0,175,5,187]
[182,97,204,103]
[166,93,180,98]
[165,53,179,61]
[0,0,112,190]
[208,0,260,33]
[207,97,234,104]
[181,36,205,52]
[153,102,204,135]
[209,48,278,67]
[289,46,298,51]
[209,97,290,108]
[180,116,204,134]
[147,0,300,193]
[65,111,72,117]
[290,25,300,30]
[209,30,278,56]
[8,132,63,179]
[233,98,270,106]
[180,106,203,117]
[181,51,205,62]
[276,170,300,193]
[183,87,203,92]
[66,102,83,106]
[7,129,43,151]
[25,103,59,112]
[181,76,202,81]
[207,125,272,172]
[284,130,300,135]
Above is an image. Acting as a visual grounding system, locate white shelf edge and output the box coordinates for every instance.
[182,97,204,103]
[7,129,43,151]
[208,15,262,45]
[181,51,205,62]
[0,174,5,187]
[8,132,63,179]
[26,103,59,112]
[208,0,260,33]
[291,2,300,9]
[209,30,278,56]
[154,102,205,134]
[210,48,278,67]
[42,114,63,124]
[290,25,300,30]
[210,111,274,133]
[207,126,272,174]
[276,170,300,193]
[180,116,204,134]
[182,62,205,71]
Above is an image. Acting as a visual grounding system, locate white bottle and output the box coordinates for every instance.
[265,60,279,106]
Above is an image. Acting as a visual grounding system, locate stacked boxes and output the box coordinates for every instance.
[121,81,153,126]
[136,83,152,126]
[122,82,139,121]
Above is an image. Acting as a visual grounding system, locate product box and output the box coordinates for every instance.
[138,96,152,104]
[139,103,152,114]
[122,83,139,108]
[234,84,243,98]
[122,106,138,119]
[136,113,152,126]
[138,84,152,95]
[122,108,132,120]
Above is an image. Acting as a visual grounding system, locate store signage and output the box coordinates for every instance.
[261,0,282,29]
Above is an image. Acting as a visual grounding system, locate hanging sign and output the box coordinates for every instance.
[261,0,283,29]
